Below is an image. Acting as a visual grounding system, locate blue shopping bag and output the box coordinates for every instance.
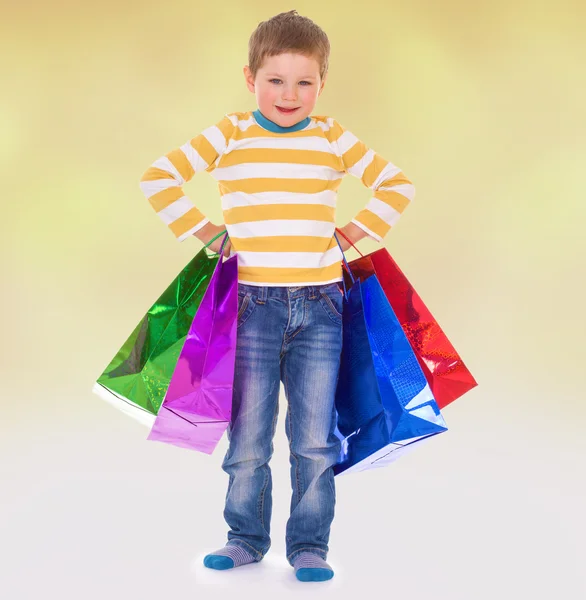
[333,234,448,476]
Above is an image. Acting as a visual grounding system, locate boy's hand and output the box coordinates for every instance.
[193,222,232,256]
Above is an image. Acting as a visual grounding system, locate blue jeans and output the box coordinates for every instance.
[221,282,344,566]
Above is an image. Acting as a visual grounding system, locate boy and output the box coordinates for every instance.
[139,10,415,582]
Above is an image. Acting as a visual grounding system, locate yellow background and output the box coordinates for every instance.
[1,1,584,597]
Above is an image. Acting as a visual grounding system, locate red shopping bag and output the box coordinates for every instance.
[336,229,477,408]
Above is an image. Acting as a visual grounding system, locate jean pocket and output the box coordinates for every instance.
[318,290,343,324]
[237,292,256,328]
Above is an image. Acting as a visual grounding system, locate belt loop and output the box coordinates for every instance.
[309,285,318,300]
[257,285,267,304]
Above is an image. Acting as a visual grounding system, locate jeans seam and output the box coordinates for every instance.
[280,296,292,356]
[225,472,234,502]
[284,369,302,507]
[285,296,308,343]
[258,398,279,532]
[257,466,269,532]
[328,404,337,499]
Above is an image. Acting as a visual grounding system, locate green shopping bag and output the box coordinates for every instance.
[92,231,227,427]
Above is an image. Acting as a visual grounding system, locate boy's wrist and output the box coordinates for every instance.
[339,223,368,245]
[193,221,220,243]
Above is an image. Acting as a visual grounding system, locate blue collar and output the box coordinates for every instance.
[253,109,311,133]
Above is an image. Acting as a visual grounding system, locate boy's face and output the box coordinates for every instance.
[244,52,326,127]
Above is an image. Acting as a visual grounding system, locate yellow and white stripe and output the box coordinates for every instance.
[139,111,415,286]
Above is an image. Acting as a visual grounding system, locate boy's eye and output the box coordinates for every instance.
[269,79,312,85]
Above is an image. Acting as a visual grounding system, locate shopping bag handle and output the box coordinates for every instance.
[202,230,230,257]
[333,231,356,299]
[334,227,365,257]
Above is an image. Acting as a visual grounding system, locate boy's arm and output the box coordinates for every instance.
[328,118,415,243]
[139,115,234,242]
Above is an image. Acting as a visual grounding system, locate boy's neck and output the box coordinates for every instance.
[253,109,311,133]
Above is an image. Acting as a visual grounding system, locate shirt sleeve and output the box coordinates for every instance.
[327,117,415,242]
[139,114,235,241]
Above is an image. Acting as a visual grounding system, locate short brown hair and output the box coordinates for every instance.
[247,10,330,81]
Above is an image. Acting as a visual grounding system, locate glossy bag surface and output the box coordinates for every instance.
[342,247,477,408]
[92,247,220,427]
[147,248,238,453]
[334,274,447,476]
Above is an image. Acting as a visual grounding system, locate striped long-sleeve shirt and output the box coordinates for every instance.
[139,110,415,286]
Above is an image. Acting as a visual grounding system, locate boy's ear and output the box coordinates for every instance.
[243,65,255,93]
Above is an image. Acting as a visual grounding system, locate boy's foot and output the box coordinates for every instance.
[293,552,334,582]
[203,545,257,570]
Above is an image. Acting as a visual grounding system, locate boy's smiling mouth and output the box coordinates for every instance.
[276,106,300,114]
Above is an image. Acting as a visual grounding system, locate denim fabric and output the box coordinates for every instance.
[221,282,344,566]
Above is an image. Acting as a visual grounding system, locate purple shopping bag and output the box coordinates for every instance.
[147,234,238,453]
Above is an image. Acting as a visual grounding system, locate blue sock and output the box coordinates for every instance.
[203,544,257,570]
[293,552,334,582]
